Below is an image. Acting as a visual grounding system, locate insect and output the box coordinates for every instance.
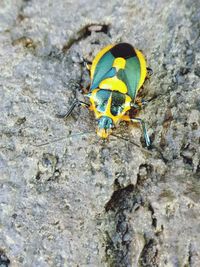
[60,43,152,147]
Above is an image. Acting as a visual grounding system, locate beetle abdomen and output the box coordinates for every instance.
[90,43,147,100]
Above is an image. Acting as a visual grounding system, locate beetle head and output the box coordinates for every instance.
[97,116,113,138]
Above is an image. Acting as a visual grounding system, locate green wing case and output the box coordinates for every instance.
[90,52,115,90]
[117,57,141,99]
[90,43,141,100]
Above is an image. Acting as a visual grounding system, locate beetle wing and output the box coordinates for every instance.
[90,44,147,98]
[117,57,141,99]
[90,45,116,90]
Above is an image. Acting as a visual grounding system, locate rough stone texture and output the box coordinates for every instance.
[0,0,200,266]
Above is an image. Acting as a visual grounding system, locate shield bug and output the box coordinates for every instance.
[60,43,152,146]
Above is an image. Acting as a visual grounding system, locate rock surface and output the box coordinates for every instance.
[0,0,200,266]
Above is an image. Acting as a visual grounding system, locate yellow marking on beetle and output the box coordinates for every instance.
[113,57,126,70]
[90,44,114,80]
[97,128,111,138]
[89,88,99,114]
[102,93,132,124]
[89,89,132,125]
[105,94,112,116]
[121,115,131,121]
[135,49,147,92]
[99,77,128,94]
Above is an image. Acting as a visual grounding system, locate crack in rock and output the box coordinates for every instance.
[139,238,159,267]
[62,23,110,52]
[104,184,142,266]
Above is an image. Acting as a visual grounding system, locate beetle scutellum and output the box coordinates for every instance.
[60,43,152,147]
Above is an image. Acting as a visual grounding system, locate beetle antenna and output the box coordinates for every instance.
[111,133,140,147]
[110,133,152,154]
[32,131,94,147]
[56,99,79,119]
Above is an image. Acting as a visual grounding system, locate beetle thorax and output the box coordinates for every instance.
[89,89,131,125]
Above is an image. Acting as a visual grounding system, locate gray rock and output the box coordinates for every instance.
[0,0,200,266]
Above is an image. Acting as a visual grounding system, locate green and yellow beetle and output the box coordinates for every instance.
[61,43,152,146]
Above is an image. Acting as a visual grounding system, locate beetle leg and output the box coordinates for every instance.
[131,99,148,110]
[56,99,90,119]
[81,85,90,94]
[121,116,151,147]
[79,100,90,108]
[131,103,142,110]
[82,58,92,71]
[131,118,151,147]
[140,99,148,106]
[86,63,92,71]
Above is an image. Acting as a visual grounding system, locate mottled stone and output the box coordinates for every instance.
[0,0,200,266]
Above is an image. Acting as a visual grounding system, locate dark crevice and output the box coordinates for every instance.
[148,203,157,229]
[196,162,200,175]
[188,243,192,267]
[103,156,164,266]
[62,23,110,52]
[104,185,142,266]
[151,144,169,164]
[137,164,153,186]
[105,184,134,212]
[180,144,195,167]
[139,238,159,267]
[0,250,10,267]
[182,156,193,166]
[35,171,41,180]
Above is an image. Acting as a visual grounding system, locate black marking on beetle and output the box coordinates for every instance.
[110,43,136,59]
